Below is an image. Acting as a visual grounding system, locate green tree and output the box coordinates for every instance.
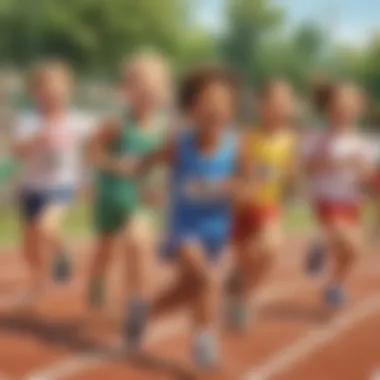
[0,0,188,75]
[221,0,283,84]
[362,36,380,102]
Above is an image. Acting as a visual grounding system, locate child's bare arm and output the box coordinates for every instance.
[87,117,135,176]
[233,131,257,202]
[12,125,46,158]
[136,134,177,177]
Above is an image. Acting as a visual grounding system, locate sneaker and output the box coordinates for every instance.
[123,299,149,350]
[306,241,325,275]
[193,331,218,369]
[88,277,106,309]
[225,297,252,331]
[324,284,346,308]
[52,251,71,283]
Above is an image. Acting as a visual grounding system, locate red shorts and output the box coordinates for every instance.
[232,204,280,243]
[372,172,380,193]
[314,200,361,224]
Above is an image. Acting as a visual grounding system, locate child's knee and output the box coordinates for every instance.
[178,241,212,291]
[36,205,66,238]
[22,221,42,245]
[246,231,280,259]
[125,217,154,251]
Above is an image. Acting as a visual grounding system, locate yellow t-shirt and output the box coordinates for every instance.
[242,128,295,206]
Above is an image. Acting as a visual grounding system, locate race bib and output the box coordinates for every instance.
[182,178,226,202]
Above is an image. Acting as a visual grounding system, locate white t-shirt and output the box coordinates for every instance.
[301,130,376,203]
[14,110,97,191]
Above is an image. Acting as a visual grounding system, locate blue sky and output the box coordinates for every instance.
[194,0,380,45]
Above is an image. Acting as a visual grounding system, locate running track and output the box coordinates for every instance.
[0,236,379,380]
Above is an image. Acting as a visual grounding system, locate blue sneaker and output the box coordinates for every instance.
[52,251,71,283]
[324,285,346,308]
[306,241,325,275]
[123,299,149,350]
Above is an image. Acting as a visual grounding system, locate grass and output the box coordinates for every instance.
[0,200,92,247]
[0,200,315,248]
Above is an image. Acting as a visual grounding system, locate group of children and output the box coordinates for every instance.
[10,52,380,369]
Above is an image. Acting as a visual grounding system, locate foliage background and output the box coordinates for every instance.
[0,0,379,103]
[0,0,379,245]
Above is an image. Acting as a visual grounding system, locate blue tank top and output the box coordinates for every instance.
[168,130,237,239]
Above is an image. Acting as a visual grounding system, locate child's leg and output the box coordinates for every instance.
[370,200,380,245]
[88,234,119,308]
[20,191,45,290]
[21,194,68,289]
[122,239,200,349]
[90,235,119,279]
[240,219,281,296]
[37,203,71,283]
[323,220,362,306]
[88,200,126,307]
[122,213,157,344]
[228,219,281,330]
[326,220,362,284]
[178,240,225,368]
[37,204,68,257]
[22,220,44,290]
[124,213,157,302]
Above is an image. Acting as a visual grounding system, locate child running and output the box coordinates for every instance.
[228,80,297,329]
[124,66,241,369]
[368,139,380,245]
[12,60,95,295]
[87,51,171,309]
[302,81,375,307]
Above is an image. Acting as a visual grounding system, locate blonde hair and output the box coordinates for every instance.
[122,49,170,78]
[121,49,172,105]
[27,59,74,89]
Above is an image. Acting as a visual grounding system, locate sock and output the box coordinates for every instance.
[193,329,218,366]
[194,329,217,350]
[127,298,150,322]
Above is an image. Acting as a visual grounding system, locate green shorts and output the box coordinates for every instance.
[94,197,137,235]
[94,197,159,235]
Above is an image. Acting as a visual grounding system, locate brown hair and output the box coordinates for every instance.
[27,59,73,89]
[312,79,338,112]
[179,65,240,110]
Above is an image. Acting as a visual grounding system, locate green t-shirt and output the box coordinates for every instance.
[96,115,166,205]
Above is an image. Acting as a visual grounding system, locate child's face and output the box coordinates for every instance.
[190,82,235,134]
[32,70,72,111]
[328,85,364,127]
[259,83,296,127]
[123,59,170,114]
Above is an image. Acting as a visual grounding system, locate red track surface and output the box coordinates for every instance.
[0,236,379,380]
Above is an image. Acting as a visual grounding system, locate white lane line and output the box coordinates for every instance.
[24,280,309,380]
[371,368,380,380]
[243,294,380,380]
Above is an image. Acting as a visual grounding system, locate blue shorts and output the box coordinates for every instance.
[20,187,76,221]
[161,231,227,264]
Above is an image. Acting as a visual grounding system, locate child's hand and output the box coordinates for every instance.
[32,128,52,149]
[333,152,364,173]
[113,156,138,177]
[141,187,164,206]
